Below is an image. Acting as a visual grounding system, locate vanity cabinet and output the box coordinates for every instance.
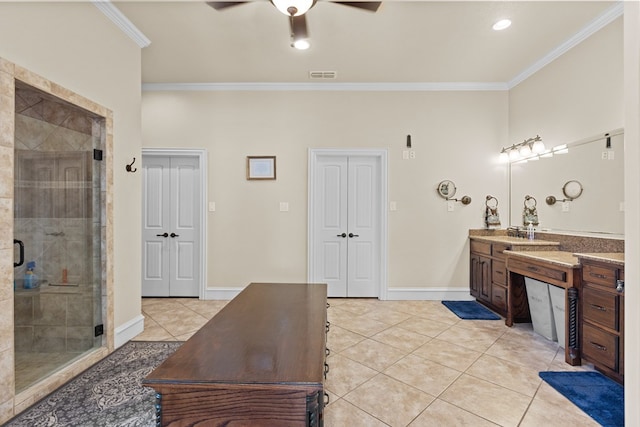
[580,259,624,383]
[470,240,508,316]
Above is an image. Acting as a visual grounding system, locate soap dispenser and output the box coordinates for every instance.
[527,222,535,241]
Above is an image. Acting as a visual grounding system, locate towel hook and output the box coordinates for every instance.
[126,157,137,173]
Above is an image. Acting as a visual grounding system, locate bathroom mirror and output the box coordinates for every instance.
[510,132,624,235]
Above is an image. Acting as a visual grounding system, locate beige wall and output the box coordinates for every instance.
[509,18,623,143]
[0,3,142,329]
[141,90,509,292]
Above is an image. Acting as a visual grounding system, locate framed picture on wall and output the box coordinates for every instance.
[247,156,276,180]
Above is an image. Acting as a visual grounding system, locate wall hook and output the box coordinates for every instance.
[126,157,137,173]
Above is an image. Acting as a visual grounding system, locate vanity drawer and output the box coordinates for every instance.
[582,323,618,370]
[491,285,507,312]
[508,258,567,283]
[492,243,509,260]
[470,241,491,256]
[582,286,618,331]
[492,259,506,285]
[583,263,619,288]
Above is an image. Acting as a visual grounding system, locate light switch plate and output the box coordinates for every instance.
[208,202,216,212]
[389,201,397,211]
[279,202,289,212]
[562,201,570,212]
[447,201,455,212]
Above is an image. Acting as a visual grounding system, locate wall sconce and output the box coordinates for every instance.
[436,180,471,205]
[499,135,545,163]
[546,180,584,205]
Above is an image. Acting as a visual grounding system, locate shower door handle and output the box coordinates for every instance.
[14,239,24,267]
[156,233,169,238]
[170,233,179,238]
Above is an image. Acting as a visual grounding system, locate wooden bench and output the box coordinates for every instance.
[143,282,328,426]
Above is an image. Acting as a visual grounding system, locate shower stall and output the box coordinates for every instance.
[13,82,104,393]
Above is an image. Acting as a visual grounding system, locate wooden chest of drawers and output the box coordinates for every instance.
[144,283,328,426]
[580,260,624,383]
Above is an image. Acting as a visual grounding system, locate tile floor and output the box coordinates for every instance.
[135,297,600,427]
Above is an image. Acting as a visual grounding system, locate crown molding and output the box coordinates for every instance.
[92,0,151,48]
[142,82,509,92]
[508,1,623,89]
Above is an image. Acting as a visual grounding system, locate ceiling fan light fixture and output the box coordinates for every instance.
[272,0,315,16]
[292,38,311,50]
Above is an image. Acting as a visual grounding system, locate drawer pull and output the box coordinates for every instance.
[326,321,330,333]
[589,303,607,312]
[495,295,503,300]
[590,272,607,279]
[527,266,540,272]
[326,347,331,357]
[616,280,624,293]
[324,362,330,379]
[324,392,330,405]
[495,271,504,276]
[589,341,607,352]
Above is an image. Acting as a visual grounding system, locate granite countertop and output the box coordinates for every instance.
[574,252,625,266]
[469,235,561,246]
[504,250,580,268]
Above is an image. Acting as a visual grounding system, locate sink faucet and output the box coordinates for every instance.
[506,226,527,238]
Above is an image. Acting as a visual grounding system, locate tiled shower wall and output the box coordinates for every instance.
[0,57,114,424]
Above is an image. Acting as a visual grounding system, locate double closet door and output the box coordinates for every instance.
[311,154,382,298]
[142,155,200,297]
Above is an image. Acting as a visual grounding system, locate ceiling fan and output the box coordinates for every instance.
[206,1,382,49]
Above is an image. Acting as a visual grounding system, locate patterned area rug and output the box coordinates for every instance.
[6,341,182,427]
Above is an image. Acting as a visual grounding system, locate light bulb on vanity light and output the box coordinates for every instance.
[519,144,532,157]
[532,139,545,153]
[509,149,520,162]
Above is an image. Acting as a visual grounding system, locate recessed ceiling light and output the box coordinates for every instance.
[493,19,512,31]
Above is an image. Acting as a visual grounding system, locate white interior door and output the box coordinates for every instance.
[310,152,383,298]
[142,155,200,297]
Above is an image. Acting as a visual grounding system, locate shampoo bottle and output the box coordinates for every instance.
[24,261,38,289]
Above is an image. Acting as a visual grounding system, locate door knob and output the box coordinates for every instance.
[337,233,347,238]
[348,233,359,238]
[156,233,168,238]
[170,233,180,238]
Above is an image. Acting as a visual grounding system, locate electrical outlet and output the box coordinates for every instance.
[562,202,570,212]
[409,151,416,159]
[602,151,608,160]
[447,201,455,212]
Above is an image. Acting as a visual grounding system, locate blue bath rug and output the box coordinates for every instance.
[539,371,624,427]
[441,300,500,320]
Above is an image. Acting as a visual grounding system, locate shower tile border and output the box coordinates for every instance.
[0,57,114,424]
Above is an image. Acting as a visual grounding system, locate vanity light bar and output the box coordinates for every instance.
[500,128,624,164]
[499,135,544,163]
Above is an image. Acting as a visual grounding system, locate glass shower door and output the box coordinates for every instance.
[13,82,104,393]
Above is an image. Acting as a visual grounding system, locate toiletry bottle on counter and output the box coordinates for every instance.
[24,261,38,289]
[527,222,535,240]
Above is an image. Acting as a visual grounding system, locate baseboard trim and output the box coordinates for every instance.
[385,287,474,301]
[202,286,473,301]
[114,314,145,348]
[204,287,245,300]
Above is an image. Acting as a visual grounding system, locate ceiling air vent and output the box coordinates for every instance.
[309,71,337,80]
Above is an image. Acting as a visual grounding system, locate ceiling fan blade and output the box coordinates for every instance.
[206,1,248,11]
[290,14,308,40]
[332,1,381,12]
